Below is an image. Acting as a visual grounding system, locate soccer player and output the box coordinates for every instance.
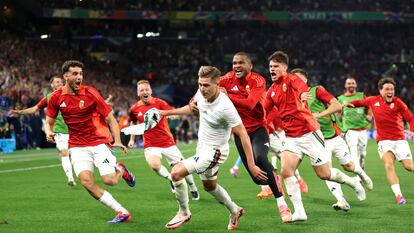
[159,66,267,230]
[128,80,200,200]
[265,51,366,221]
[9,76,76,186]
[344,77,414,205]
[337,76,372,169]
[292,68,373,211]
[45,60,135,223]
[219,52,291,222]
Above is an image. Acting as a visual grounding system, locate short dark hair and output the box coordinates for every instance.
[49,75,61,83]
[198,66,221,81]
[378,77,396,90]
[291,68,309,79]
[267,51,289,66]
[234,52,252,64]
[62,60,84,74]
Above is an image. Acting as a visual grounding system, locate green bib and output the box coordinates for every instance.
[47,93,68,134]
[337,92,369,132]
[308,86,337,139]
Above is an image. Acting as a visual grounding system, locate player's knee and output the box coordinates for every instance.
[80,177,95,189]
[203,183,216,192]
[316,170,331,180]
[170,171,182,182]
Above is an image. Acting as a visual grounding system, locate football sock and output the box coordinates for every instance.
[284,176,305,214]
[156,165,171,180]
[61,156,74,181]
[391,184,402,197]
[208,185,238,213]
[184,174,198,192]
[173,179,190,215]
[329,168,354,187]
[99,191,128,214]
[325,180,344,201]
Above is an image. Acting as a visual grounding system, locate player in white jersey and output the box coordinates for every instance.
[159,66,266,230]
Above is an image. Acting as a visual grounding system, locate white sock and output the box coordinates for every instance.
[99,191,128,214]
[353,165,370,182]
[391,184,402,197]
[61,156,74,181]
[329,168,355,187]
[284,176,305,214]
[156,166,171,180]
[325,180,344,201]
[184,174,198,192]
[208,185,238,214]
[173,179,190,215]
[294,169,302,179]
[276,196,288,208]
[261,185,269,189]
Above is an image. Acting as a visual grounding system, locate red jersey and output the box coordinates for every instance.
[350,96,414,142]
[266,107,283,134]
[265,73,319,137]
[37,97,47,109]
[129,97,175,148]
[219,71,266,133]
[46,85,113,147]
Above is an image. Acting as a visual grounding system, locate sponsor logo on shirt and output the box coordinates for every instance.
[102,158,110,164]
[138,112,143,116]
[60,102,67,108]
[374,102,380,106]
[231,86,239,91]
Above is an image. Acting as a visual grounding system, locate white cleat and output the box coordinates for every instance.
[292,212,307,222]
[353,177,366,201]
[332,198,351,212]
[227,207,245,230]
[361,175,373,191]
[165,212,192,229]
[67,179,76,187]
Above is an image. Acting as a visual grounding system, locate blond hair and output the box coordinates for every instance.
[198,66,221,81]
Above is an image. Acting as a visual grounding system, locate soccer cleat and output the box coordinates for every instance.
[67,179,76,187]
[361,175,373,191]
[165,212,192,229]
[230,167,239,177]
[352,177,366,201]
[297,178,309,193]
[191,191,200,201]
[227,207,246,230]
[107,211,131,224]
[279,205,292,223]
[292,212,307,222]
[256,186,273,200]
[332,198,351,212]
[396,195,407,205]
[117,162,135,187]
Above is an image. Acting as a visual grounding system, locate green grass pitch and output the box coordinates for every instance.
[1,140,413,233]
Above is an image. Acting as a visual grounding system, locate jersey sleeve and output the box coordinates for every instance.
[316,86,334,105]
[291,74,309,96]
[88,87,112,117]
[36,97,48,109]
[129,105,138,124]
[349,97,370,107]
[46,93,59,118]
[397,98,414,131]
[264,87,275,113]
[224,102,242,128]
[158,99,173,111]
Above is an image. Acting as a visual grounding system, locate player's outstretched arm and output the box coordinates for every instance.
[9,105,40,116]
[106,112,128,154]
[232,123,267,181]
[159,105,192,117]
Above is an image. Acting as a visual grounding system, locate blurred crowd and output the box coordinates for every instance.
[40,0,411,12]
[1,19,413,150]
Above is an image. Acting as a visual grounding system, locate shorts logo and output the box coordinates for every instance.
[193,156,199,162]
[264,142,269,147]
[315,158,322,164]
[102,158,110,164]
[79,100,85,109]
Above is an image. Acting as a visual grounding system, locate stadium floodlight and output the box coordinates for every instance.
[137,33,144,38]
[40,34,49,39]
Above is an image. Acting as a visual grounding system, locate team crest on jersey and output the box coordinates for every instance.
[282,83,287,92]
[390,103,394,109]
[271,91,275,97]
[246,85,250,92]
[79,100,85,109]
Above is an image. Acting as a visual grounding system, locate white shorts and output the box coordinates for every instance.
[283,130,329,166]
[269,130,285,158]
[144,145,184,166]
[70,144,117,176]
[377,140,413,161]
[345,129,368,150]
[325,135,352,165]
[181,142,229,181]
[54,133,69,151]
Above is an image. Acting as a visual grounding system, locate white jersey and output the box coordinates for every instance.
[195,90,242,145]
